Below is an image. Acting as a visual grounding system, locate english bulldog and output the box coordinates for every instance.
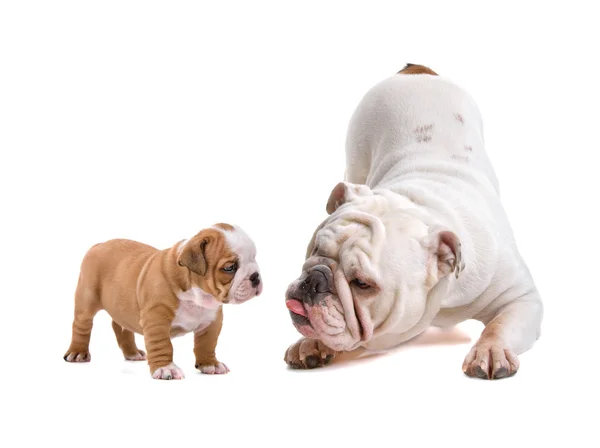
[284,63,543,379]
[64,223,262,380]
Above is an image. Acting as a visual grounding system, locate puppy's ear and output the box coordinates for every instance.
[423,227,465,281]
[326,182,372,215]
[177,235,211,276]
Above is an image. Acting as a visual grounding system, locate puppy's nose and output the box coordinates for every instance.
[250,272,260,287]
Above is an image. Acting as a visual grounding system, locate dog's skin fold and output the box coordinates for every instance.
[64,223,262,380]
[284,63,543,379]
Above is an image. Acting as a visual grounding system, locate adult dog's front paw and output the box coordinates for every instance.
[195,361,229,375]
[462,341,519,380]
[152,362,185,380]
[284,338,337,369]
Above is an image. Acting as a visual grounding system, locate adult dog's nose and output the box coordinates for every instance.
[250,272,261,287]
[299,269,329,303]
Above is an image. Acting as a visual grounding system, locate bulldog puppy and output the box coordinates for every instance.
[284,63,543,379]
[64,223,262,380]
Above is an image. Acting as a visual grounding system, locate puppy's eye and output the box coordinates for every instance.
[351,279,371,290]
[222,263,237,273]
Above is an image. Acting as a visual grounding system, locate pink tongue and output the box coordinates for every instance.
[286,299,307,317]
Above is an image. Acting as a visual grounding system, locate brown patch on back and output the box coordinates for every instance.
[397,63,438,76]
[214,222,234,231]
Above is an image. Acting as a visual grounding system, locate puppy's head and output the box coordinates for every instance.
[177,223,262,304]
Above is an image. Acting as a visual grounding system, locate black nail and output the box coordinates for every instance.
[493,367,509,379]
[305,355,320,369]
[473,365,489,379]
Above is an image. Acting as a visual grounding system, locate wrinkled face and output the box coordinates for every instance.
[285,183,463,352]
[178,223,262,304]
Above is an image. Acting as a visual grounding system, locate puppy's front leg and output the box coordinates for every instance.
[141,304,184,380]
[194,307,229,375]
[463,291,543,380]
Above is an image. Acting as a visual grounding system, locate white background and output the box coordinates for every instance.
[1,1,598,446]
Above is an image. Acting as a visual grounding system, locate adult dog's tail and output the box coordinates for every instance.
[397,63,438,75]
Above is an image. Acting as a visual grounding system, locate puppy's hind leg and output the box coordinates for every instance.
[112,321,146,361]
[64,275,101,362]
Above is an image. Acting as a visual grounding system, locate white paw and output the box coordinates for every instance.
[152,362,185,380]
[196,362,229,375]
[125,350,147,361]
[64,351,91,362]
[463,341,519,380]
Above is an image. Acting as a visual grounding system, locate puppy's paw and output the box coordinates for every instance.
[285,338,337,370]
[64,350,91,362]
[195,361,229,375]
[124,350,147,361]
[152,362,185,380]
[463,341,519,380]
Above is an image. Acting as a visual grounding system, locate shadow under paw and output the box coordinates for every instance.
[289,354,335,370]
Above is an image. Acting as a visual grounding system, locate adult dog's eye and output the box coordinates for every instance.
[222,263,237,273]
[352,279,371,289]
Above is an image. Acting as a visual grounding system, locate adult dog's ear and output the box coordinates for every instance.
[326,182,373,215]
[422,227,465,282]
[177,233,214,276]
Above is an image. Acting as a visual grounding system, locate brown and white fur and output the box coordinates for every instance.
[64,223,262,380]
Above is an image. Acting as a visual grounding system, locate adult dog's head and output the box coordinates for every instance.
[285,182,464,351]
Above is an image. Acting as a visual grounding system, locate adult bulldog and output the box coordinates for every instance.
[284,63,543,379]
